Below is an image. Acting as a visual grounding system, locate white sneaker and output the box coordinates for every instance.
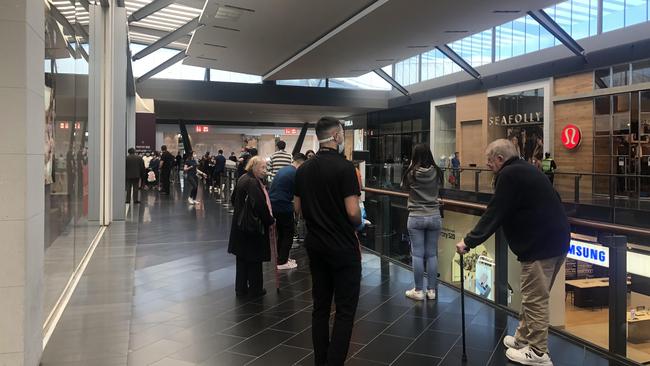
[426,289,436,300]
[503,335,527,350]
[405,288,425,301]
[506,346,553,366]
[277,262,297,270]
[288,258,296,264]
[188,198,195,204]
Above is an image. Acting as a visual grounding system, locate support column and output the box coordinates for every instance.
[88,4,104,222]
[108,5,127,221]
[0,0,45,365]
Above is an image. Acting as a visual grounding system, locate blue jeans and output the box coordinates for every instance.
[407,214,442,291]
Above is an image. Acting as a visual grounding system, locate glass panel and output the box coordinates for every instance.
[44,0,100,319]
[626,245,650,364]
[625,0,649,26]
[594,137,611,155]
[612,64,630,87]
[331,69,391,90]
[449,29,493,68]
[641,91,650,135]
[613,93,631,135]
[614,135,631,155]
[496,21,514,61]
[394,55,420,86]
[595,95,612,115]
[210,69,261,83]
[277,79,326,87]
[632,60,650,84]
[594,68,611,89]
[595,115,611,136]
[602,0,626,32]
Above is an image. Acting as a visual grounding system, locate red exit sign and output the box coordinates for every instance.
[195,125,209,133]
[284,128,298,135]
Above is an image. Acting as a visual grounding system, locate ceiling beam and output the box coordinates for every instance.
[373,68,409,97]
[263,0,391,80]
[527,9,585,58]
[137,50,187,83]
[128,0,175,23]
[435,44,481,80]
[132,17,199,61]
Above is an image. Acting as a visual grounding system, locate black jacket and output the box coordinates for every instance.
[125,154,145,180]
[464,157,570,262]
[228,173,275,262]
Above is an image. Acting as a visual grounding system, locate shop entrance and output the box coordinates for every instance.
[594,91,650,199]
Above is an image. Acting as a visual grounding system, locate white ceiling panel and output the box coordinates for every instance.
[185,0,565,79]
[183,0,376,75]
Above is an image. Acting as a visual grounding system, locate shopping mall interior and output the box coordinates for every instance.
[3,0,650,365]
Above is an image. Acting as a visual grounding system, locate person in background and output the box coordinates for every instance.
[228,156,275,297]
[142,151,153,170]
[305,149,316,159]
[184,151,205,205]
[213,149,226,195]
[269,140,293,180]
[542,152,557,184]
[294,117,363,366]
[450,151,461,189]
[455,139,569,366]
[175,152,183,181]
[402,144,443,301]
[229,152,238,163]
[159,145,175,195]
[125,148,145,204]
[270,153,306,270]
[237,148,252,178]
[148,151,160,189]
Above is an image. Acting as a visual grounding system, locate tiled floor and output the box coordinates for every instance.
[41,185,633,366]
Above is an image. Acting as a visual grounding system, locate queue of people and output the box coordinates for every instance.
[125,122,568,366]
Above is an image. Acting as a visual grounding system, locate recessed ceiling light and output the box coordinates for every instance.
[493,10,520,13]
[212,25,240,32]
[350,69,368,72]
[375,58,394,62]
[204,43,227,48]
[197,56,217,61]
[444,30,468,33]
[407,45,429,48]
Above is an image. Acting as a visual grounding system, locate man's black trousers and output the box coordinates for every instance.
[307,247,361,366]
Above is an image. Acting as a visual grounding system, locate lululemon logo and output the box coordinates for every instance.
[561,124,581,150]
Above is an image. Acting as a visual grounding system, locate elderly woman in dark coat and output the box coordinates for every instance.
[228,156,275,297]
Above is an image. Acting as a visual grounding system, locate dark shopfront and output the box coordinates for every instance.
[365,102,430,190]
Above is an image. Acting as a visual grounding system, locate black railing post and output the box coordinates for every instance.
[574,175,581,203]
[600,234,628,357]
[495,228,509,307]
[474,171,480,193]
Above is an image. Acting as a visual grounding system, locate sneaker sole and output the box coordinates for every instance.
[505,351,552,366]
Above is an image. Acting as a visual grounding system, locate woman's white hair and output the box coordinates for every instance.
[485,138,519,160]
[245,156,265,172]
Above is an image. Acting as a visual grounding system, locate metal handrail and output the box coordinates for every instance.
[366,163,650,179]
[363,187,650,238]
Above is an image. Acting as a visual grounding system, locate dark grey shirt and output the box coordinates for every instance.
[404,166,440,217]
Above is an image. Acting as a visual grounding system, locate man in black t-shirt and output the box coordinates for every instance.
[159,145,175,195]
[295,117,363,366]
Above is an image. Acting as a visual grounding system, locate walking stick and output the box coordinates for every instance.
[270,224,280,293]
[459,253,468,362]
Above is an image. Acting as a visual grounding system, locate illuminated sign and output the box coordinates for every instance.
[567,240,609,267]
[489,112,543,126]
[343,120,353,127]
[561,124,581,150]
[58,122,81,129]
[284,128,298,135]
[195,125,209,133]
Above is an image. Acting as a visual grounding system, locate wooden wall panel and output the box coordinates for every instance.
[456,92,488,166]
[554,99,594,199]
[554,72,593,97]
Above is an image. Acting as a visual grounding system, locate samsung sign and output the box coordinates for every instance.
[567,240,609,267]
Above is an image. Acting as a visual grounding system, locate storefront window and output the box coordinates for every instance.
[487,88,545,164]
[44,1,100,318]
[633,60,650,84]
[595,68,612,89]
[612,64,631,87]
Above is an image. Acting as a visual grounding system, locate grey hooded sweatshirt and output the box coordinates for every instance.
[404,166,440,217]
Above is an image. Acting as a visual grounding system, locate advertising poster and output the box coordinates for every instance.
[438,210,496,299]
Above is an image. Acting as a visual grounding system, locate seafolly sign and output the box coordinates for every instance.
[489,112,543,126]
